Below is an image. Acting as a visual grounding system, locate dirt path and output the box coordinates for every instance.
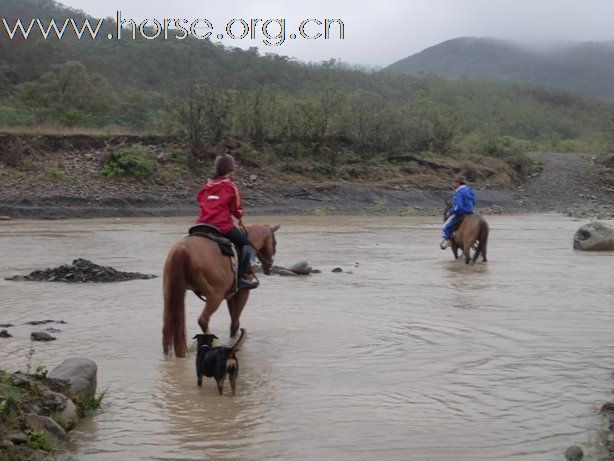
[515,152,614,215]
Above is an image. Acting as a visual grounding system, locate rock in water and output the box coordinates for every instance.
[288,260,312,275]
[6,258,157,282]
[49,357,97,400]
[564,445,583,461]
[573,221,614,251]
[31,332,56,342]
[0,329,12,338]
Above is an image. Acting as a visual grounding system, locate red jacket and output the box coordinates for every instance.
[195,177,244,233]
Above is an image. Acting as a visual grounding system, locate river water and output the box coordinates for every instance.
[1,215,613,460]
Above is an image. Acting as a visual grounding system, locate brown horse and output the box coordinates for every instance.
[443,202,489,265]
[162,224,279,357]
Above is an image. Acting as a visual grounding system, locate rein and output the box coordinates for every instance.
[239,223,273,269]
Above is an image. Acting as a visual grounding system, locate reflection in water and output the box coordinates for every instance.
[443,261,491,310]
[154,357,258,461]
[0,215,613,461]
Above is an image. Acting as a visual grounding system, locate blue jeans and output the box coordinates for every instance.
[442,215,463,239]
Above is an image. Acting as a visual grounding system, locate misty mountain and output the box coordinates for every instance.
[1,0,614,158]
[387,37,614,101]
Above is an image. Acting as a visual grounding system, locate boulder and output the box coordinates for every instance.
[288,260,312,275]
[278,269,299,277]
[49,357,97,400]
[0,329,12,338]
[54,399,79,430]
[31,332,57,342]
[600,402,614,416]
[573,222,614,251]
[564,445,583,461]
[25,413,68,443]
[9,432,28,445]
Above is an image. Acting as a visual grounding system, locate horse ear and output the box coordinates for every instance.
[269,224,280,233]
[444,200,451,206]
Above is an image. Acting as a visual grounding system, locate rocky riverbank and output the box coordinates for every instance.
[1,133,612,220]
[0,357,100,461]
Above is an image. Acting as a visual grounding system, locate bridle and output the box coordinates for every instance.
[240,223,275,273]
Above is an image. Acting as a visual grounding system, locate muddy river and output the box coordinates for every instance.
[1,215,613,460]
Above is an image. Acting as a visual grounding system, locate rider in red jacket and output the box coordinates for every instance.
[196,154,258,290]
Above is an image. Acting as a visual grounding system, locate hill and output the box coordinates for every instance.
[1,0,614,187]
[387,37,614,101]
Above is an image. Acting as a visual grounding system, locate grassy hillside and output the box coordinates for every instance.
[387,37,614,102]
[1,0,614,180]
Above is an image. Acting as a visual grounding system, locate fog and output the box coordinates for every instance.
[51,0,614,66]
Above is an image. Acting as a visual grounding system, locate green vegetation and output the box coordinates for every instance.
[24,429,52,452]
[0,367,86,459]
[1,0,614,183]
[101,145,157,183]
[76,391,105,418]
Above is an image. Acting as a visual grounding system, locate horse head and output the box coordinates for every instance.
[247,224,280,275]
[443,201,452,222]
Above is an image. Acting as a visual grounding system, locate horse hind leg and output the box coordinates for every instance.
[227,290,249,338]
[198,295,224,334]
[481,233,488,263]
[464,243,472,265]
[471,241,481,265]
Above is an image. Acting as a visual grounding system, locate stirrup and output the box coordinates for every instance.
[239,277,259,290]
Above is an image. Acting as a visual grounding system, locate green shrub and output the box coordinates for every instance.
[102,145,157,183]
[77,391,106,417]
[47,168,64,181]
[25,429,52,452]
[0,106,37,126]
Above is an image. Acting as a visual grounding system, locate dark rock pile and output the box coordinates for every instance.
[6,259,156,283]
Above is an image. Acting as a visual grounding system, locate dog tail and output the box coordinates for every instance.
[230,328,247,354]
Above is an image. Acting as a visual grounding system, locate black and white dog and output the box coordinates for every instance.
[193,328,246,395]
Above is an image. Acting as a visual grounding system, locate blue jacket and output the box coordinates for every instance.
[451,185,475,216]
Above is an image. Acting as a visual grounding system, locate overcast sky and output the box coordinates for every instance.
[57,0,614,67]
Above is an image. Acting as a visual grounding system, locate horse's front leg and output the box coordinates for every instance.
[451,239,460,259]
[228,290,250,337]
[198,295,224,334]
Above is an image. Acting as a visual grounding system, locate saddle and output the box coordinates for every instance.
[188,224,235,258]
[188,224,239,299]
[450,212,473,234]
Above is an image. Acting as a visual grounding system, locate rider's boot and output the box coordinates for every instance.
[238,245,259,290]
[440,239,452,250]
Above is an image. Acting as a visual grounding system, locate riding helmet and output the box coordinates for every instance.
[214,154,235,177]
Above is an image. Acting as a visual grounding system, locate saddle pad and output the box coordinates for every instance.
[188,231,235,258]
[189,224,222,236]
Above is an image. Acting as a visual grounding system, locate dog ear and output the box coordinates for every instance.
[192,334,202,339]
[212,334,219,339]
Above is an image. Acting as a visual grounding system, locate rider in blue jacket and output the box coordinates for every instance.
[441,176,475,249]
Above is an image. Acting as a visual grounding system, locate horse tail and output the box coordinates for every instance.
[163,244,189,358]
[476,218,489,261]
